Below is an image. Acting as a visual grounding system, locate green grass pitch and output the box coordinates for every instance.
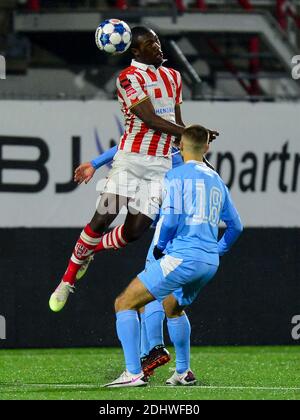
[0,346,299,400]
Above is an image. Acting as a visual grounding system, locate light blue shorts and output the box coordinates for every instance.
[138,254,218,307]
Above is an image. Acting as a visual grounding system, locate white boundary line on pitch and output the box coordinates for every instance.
[152,386,300,392]
[1,384,300,392]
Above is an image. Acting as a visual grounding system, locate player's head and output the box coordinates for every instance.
[180,125,210,160]
[130,26,164,68]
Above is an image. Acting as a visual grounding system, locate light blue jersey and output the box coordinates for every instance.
[139,160,243,306]
[156,161,243,266]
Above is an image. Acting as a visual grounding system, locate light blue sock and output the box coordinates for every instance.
[140,312,150,357]
[167,314,191,374]
[116,310,141,375]
[145,300,165,350]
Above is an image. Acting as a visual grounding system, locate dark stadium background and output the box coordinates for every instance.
[0,0,299,349]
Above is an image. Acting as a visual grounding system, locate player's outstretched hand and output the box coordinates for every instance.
[208,130,219,143]
[74,162,96,185]
[153,246,164,260]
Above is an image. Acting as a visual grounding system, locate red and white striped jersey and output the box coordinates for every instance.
[116,59,183,157]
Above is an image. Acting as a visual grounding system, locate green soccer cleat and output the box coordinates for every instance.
[49,280,75,312]
[76,255,94,281]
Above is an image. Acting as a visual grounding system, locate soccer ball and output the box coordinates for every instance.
[95,19,132,55]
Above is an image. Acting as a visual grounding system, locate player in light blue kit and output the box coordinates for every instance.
[105,125,243,388]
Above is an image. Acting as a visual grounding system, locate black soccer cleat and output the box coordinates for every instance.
[142,345,171,377]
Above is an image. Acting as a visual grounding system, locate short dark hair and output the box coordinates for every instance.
[183,125,209,146]
[131,26,153,50]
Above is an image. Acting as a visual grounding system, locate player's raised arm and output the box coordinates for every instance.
[131,98,185,138]
[172,104,185,147]
[218,186,243,256]
[175,104,185,127]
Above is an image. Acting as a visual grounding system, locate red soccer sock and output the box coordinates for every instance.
[63,224,102,285]
[94,224,128,253]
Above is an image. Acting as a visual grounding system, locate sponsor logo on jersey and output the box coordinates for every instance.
[145,83,158,88]
[155,106,175,115]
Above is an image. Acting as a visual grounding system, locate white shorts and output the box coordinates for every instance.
[102,150,172,220]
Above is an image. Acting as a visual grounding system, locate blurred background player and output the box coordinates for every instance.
[105,125,243,388]
[49,26,218,312]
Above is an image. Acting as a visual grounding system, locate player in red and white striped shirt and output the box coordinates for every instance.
[49,26,218,312]
[117,56,183,157]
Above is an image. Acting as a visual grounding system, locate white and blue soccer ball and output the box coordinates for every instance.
[95,19,132,55]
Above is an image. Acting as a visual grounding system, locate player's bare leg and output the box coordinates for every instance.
[75,194,130,281]
[76,210,153,280]
[50,197,154,312]
[49,193,125,312]
[115,277,154,312]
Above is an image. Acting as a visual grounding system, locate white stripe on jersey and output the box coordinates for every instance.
[156,69,169,99]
